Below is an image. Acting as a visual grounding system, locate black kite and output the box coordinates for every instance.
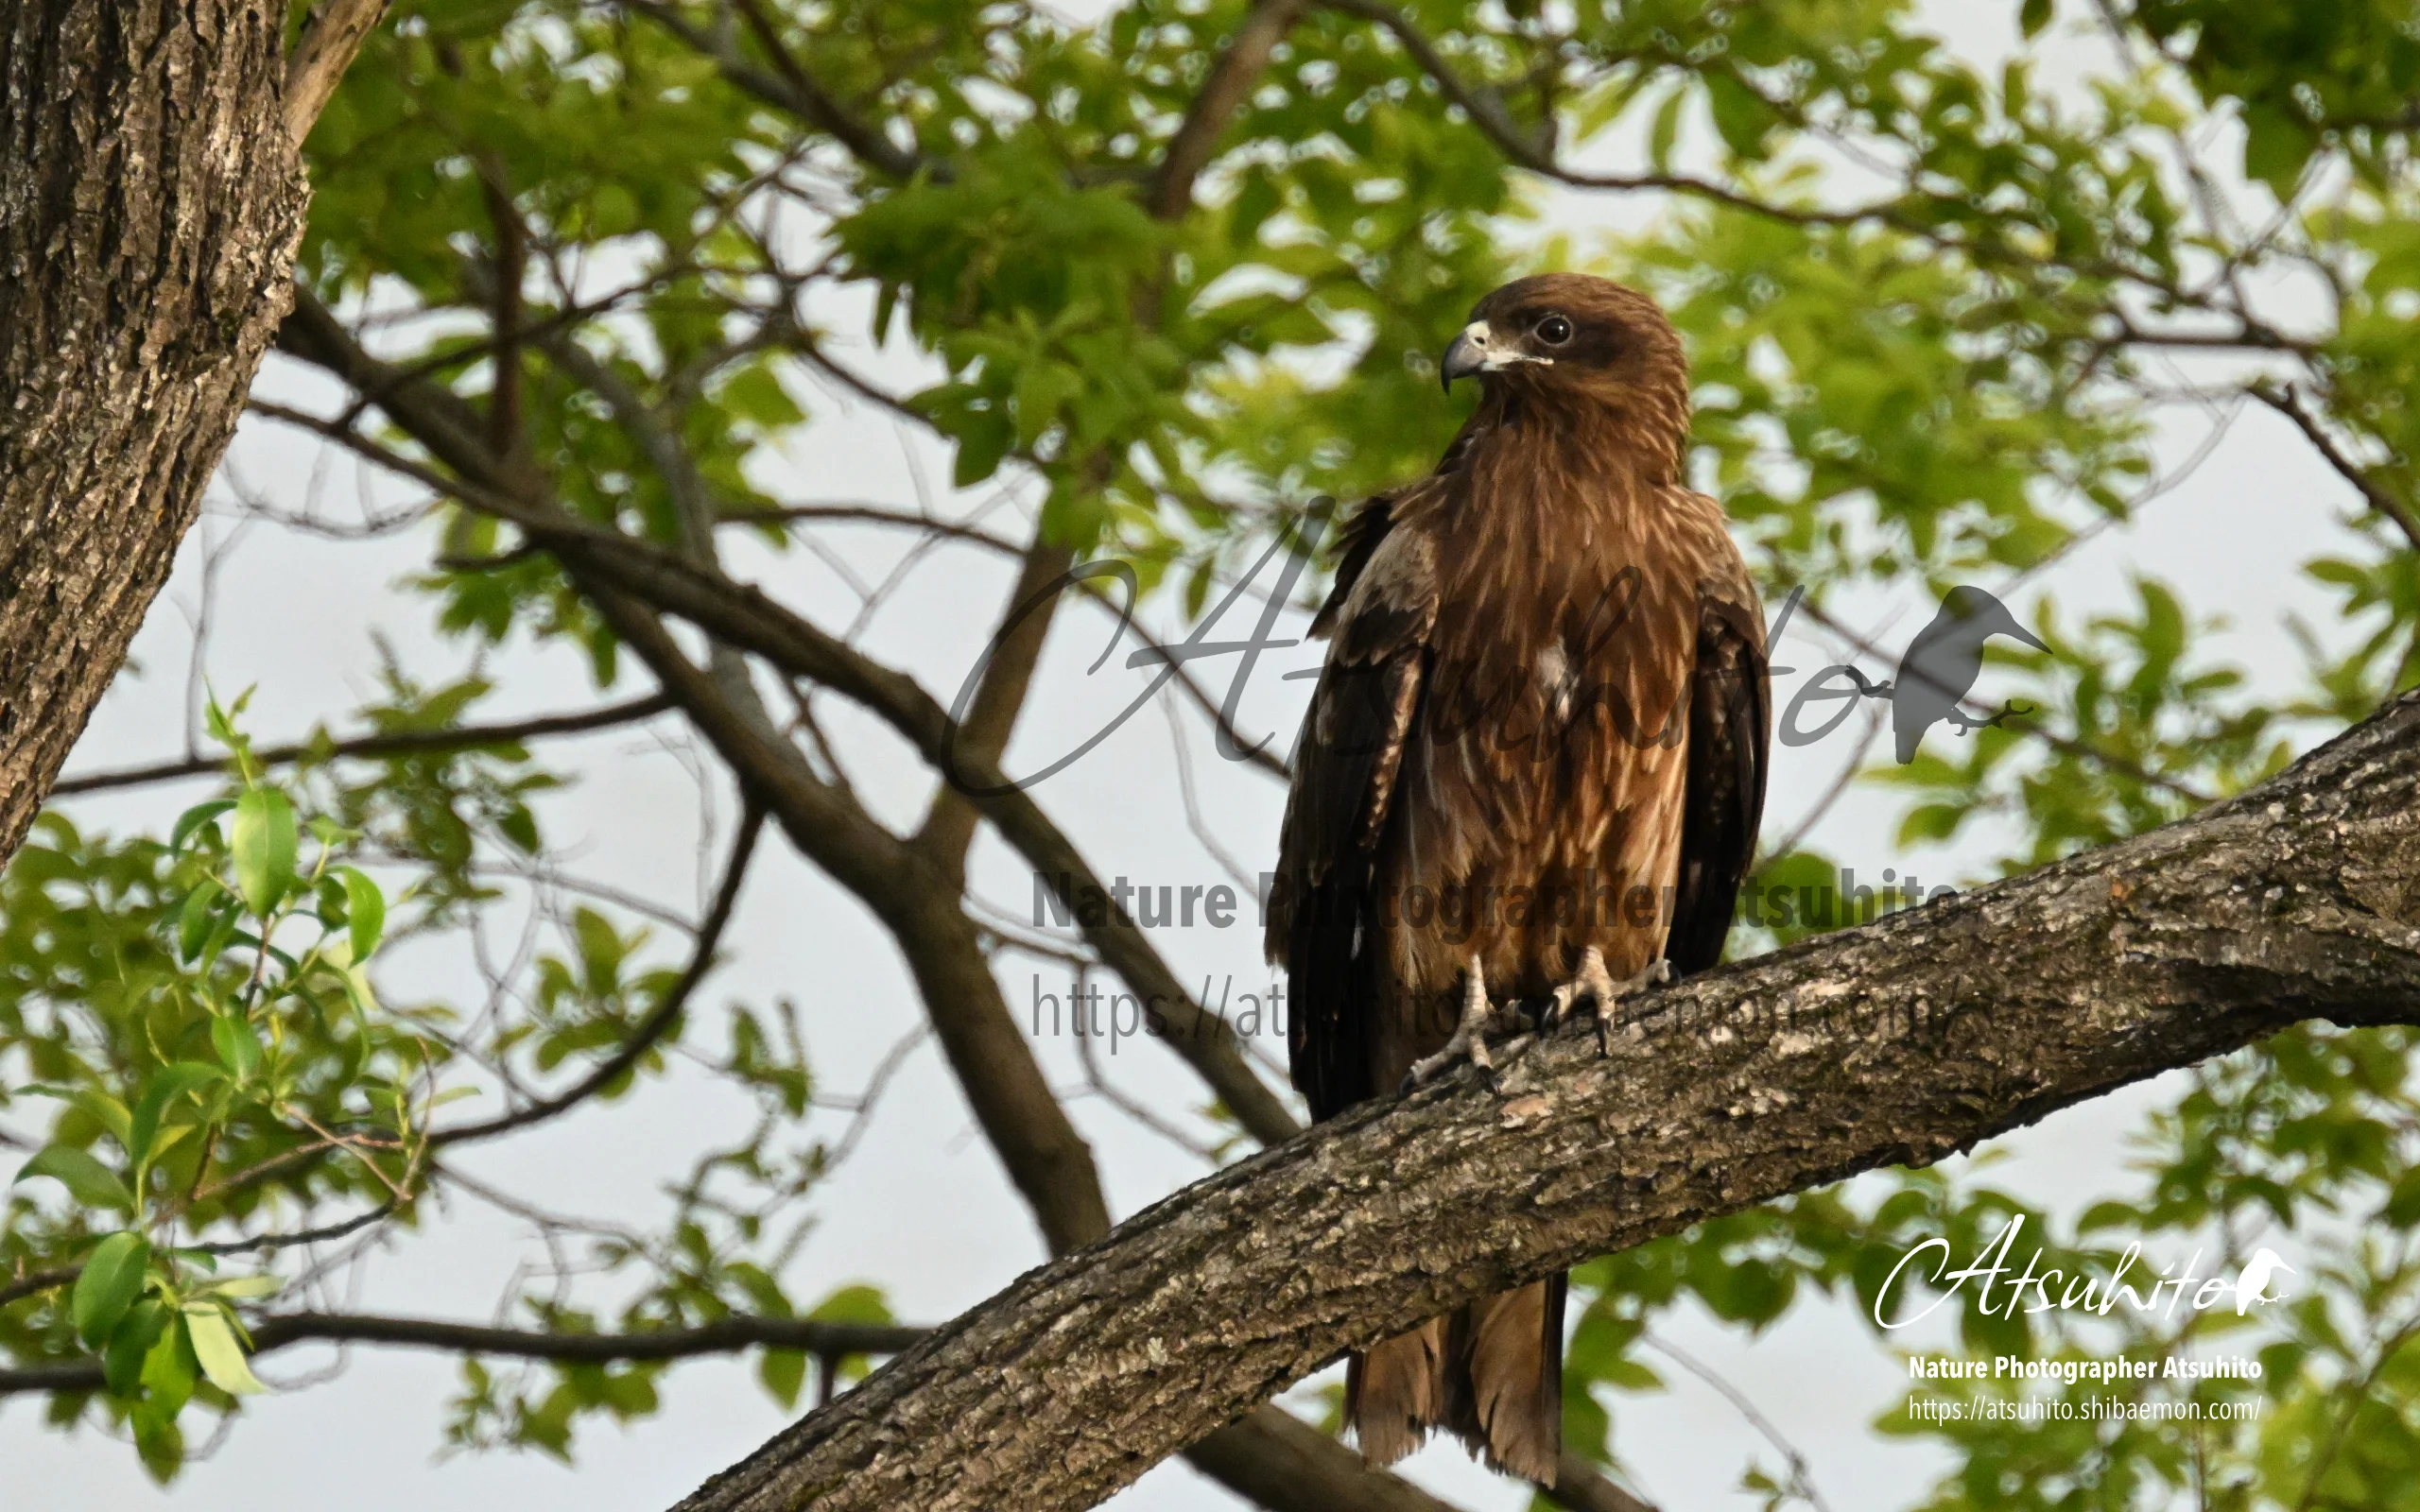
[1267,272,1771,1485]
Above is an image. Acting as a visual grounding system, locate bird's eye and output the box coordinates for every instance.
[1535,314,1574,346]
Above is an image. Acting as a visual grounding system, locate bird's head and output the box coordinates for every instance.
[1937,585,2048,653]
[1441,272,1692,474]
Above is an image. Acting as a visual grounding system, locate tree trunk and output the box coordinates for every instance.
[666,687,2420,1512]
[0,0,305,858]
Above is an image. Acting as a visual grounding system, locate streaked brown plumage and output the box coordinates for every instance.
[1267,273,1769,1485]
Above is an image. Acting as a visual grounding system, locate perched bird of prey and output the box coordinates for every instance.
[1267,273,1770,1485]
[1886,585,2046,763]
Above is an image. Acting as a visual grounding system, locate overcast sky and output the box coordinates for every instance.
[2,3,2368,1509]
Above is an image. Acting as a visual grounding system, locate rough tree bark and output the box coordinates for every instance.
[0,0,378,866]
[663,686,2420,1511]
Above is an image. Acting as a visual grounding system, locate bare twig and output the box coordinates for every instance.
[1642,1331,1834,1512]
[0,1266,78,1310]
[432,804,766,1147]
[50,694,672,796]
[2251,381,2420,556]
[0,1310,927,1397]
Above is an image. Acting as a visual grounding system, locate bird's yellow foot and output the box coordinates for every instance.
[1546,947,1670,1053]
[1404,955,1514,1090]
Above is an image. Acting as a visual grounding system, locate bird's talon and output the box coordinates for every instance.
[1405,955,1507,1090]
[1550,948,1668,1047]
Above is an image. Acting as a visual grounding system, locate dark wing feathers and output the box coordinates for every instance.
[1662,593,1770,976]
[1270,496,1439,1119]
[1308,491,1395,640]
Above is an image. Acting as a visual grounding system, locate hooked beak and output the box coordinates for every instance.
[1440,320,1534,390]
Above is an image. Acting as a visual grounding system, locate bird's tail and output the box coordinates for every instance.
[1348,1273,1565,1485]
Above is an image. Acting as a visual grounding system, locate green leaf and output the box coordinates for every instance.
[14,1143,135,1212]
[142,1312,200,1418]
[73,1231,153,1348]
[1703,73,1772,160]
[126,1062,226,1173]
[337,866,386,961]
[2018,0,2051,38]
[758,1347,806,1409]
[1647,86,1687,174]
[950,406,1014,488]
[211,1013,265,1080]
[177,878,227,963]
[203,1274,285,1301]
[2239,101,2312,197]
[231,786,299,916]
[2385,1166,2420,1227]
[62,1090,133,1151]
[184,1304,267,1396]
[807,1281,894,1324]
[169,799,236,854]
[105,1299,172,1397]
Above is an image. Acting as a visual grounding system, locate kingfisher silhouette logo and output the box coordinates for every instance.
[1778,585,2045,761]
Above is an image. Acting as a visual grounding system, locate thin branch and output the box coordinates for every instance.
[0,1266,78,1310]
[432,804,766,1147]
[729,503,1026,558]
[1754,696,1884,867]
[186,1200,400,1257]
[2251,381,2420,556]
[49,694,672,797]
[720,0,926,180]
[1642,1330,1833,1512]
[1318,0,1884,229]
[0,1310,927,1397]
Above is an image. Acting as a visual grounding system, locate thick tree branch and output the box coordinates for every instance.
[1151,0,1310,220]
[48,692,672,797]
[260,304,1300,1144]
[283,0,388,146]
[425,482,1303,1140]
[913,535,1077,884]
[590,582,1119,1256]
[664,687,2420,1512]
[589,569,1468,1512]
